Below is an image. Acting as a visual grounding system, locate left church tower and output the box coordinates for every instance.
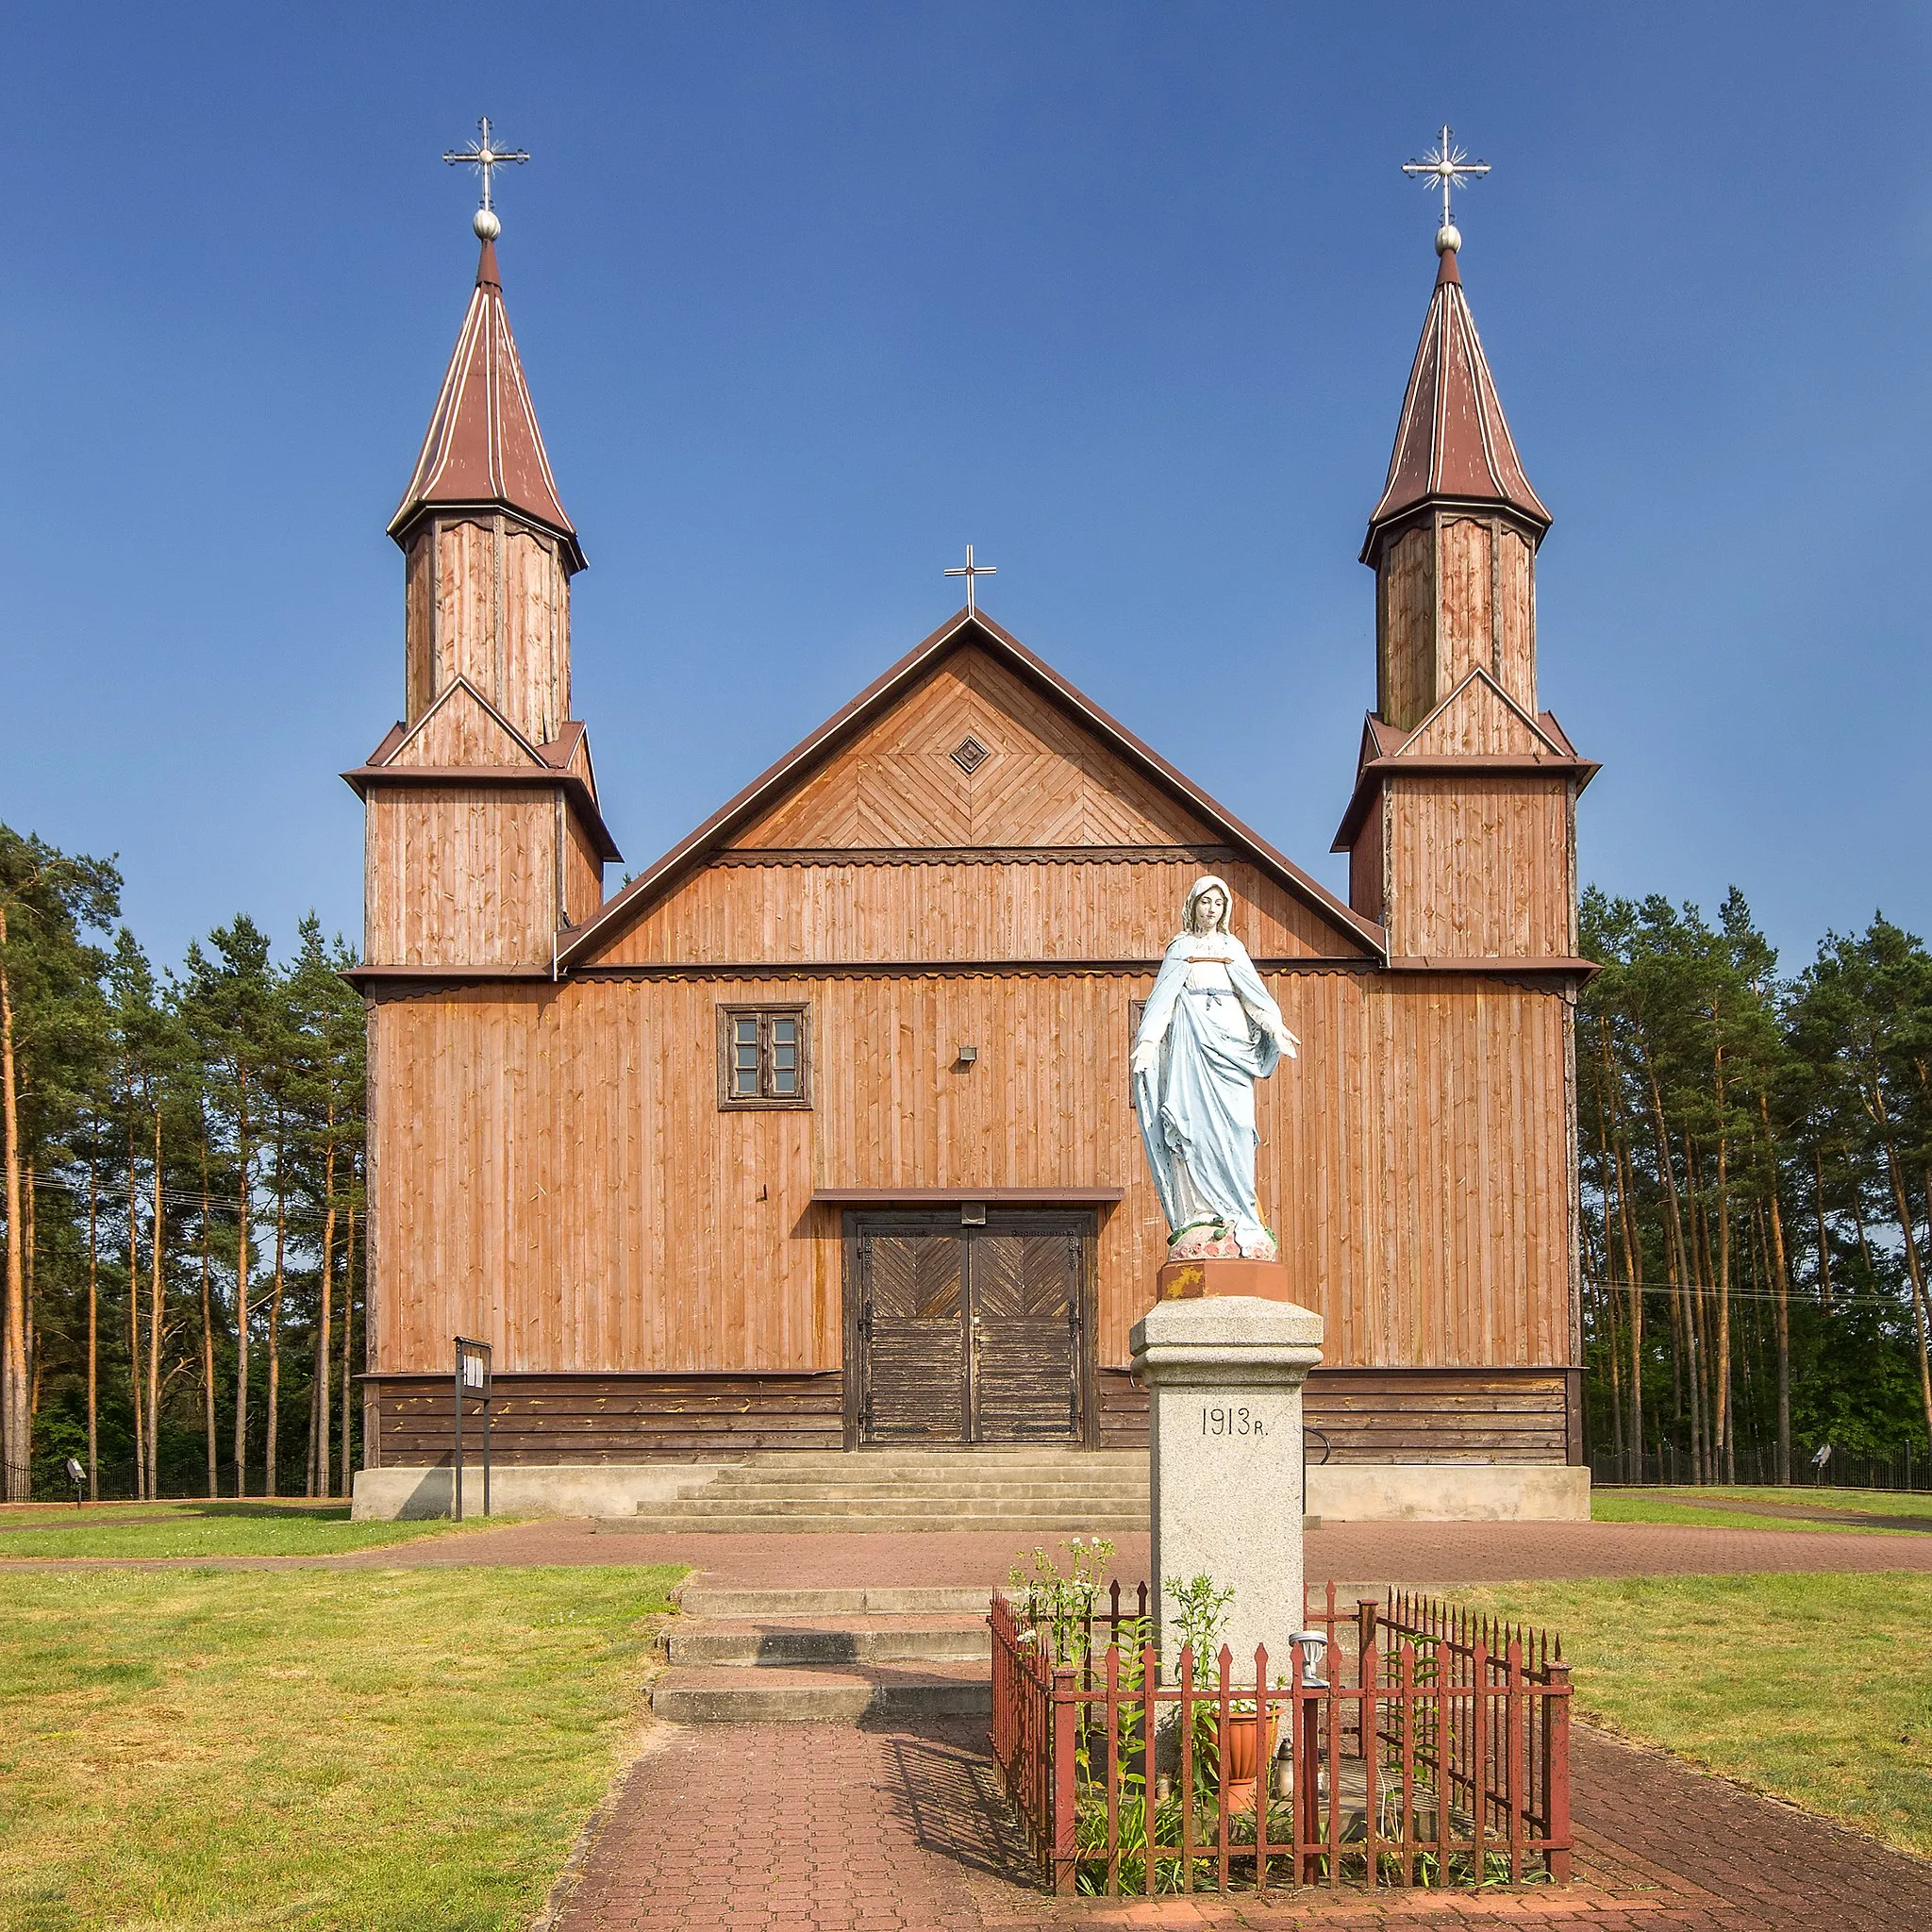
[346,224,619,974]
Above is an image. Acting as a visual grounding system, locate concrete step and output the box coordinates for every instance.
[604,1509,1149,1535]
[650,1660,991,1723]
[678,1585,994,1618]
[730,1450,1145,1467]
[665,1615,988,1666]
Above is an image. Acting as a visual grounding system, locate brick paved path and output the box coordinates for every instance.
[551,1712,1932,1931]
[12,1515,1932,1580]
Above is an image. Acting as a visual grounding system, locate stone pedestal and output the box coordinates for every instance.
[1129,1294,1324,1680]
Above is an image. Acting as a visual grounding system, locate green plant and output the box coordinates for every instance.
[1007,1536,1116,1671]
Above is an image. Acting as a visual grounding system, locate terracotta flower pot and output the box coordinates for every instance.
[1211,1709,1279,1813]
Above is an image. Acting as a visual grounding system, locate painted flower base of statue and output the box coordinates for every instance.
[1132,874,1300,1257]
[1168,1218,1280,1264]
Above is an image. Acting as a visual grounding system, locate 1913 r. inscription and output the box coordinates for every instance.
[1202,1405,1264,1437]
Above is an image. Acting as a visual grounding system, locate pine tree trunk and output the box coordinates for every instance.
[199,1136,217,1498]
[127,1108,145,1500]
[1761,1095,1792,1484]
[1713,1029,1734,1487]
[340,1203,356,1498]
[265,1172,285,1499]
[1878,1140,1932,1452]
[0,913,30,1503]
[232,1074,252,1497]
[1812,1145,1834,1308]
[311,1146,336,1501]
[147,1106,164,1499]
[87,1151,100,1500]
[24,1161,36,1430]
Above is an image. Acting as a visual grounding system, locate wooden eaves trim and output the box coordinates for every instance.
[556,608,1388,971]
[812,1187,1125,1205]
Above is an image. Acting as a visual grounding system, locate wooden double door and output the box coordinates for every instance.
[850,1212,1088,1445]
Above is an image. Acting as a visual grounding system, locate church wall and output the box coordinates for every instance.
[591,853,1352,970]
[562,808,605,929]
[1382,774,1574,958]
[365,966,1574,1397]
[1376,525,1435,732]
[1497,525,1536,708]
[1435,516,1495,695]
[364,785,558,968]
[414,514,569,745]
[404,527,435,723]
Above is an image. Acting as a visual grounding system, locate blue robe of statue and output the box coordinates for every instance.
[1132,923,1292,1255]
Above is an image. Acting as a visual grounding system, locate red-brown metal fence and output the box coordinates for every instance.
[990,1580,1571,1898]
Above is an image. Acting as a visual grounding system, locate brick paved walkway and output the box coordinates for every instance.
[552,1713,1932,1932]
[12,1516,1932,1580]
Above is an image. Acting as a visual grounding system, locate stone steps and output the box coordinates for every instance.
[651,1585,994,1722]
[689,1479,1150,1503]
[666,1615,987,1666]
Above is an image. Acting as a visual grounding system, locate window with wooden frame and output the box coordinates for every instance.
[717,1004,812,1109]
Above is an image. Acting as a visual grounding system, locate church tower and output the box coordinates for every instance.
[346,214,618,975]
[1334,224,1594,962]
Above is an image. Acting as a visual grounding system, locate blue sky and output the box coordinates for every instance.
[6,4,1927,978]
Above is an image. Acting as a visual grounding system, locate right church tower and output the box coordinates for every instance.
[1335,225,1595,970]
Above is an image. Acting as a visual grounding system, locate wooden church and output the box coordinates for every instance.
[346,208,1596,1518]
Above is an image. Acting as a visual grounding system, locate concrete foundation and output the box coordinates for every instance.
[350,1455,1588,1524]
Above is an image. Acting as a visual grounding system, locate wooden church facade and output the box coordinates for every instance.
[348,232,1595,1504]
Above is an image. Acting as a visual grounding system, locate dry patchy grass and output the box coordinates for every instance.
[0,1563,683,1930]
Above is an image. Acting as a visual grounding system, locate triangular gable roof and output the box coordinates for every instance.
[1363,246,1550,562]
[1395,667,1569,762]
[389,239,586,570]
[558,608,1385,969]
[381,676,550,772]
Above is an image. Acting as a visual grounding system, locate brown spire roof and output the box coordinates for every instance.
[389,239,585,569]
[1361,246,1549,562]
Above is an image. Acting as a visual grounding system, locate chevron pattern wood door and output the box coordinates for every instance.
[859,1232,967,1441]
[856,1218,1084,1445]
[968,1232,1082,1443]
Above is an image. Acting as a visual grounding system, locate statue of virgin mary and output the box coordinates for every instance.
[1131,875,1298,1260]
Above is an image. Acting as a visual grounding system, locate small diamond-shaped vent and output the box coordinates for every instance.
[951,735,991,775]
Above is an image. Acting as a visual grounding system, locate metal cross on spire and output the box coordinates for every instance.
[944,543,996,613]
[1402,125,1489,254]
[444,117,528,239]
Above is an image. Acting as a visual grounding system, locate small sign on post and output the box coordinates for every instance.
[453,1337,492,1521]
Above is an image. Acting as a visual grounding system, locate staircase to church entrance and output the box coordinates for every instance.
[598,1446,1150,1537]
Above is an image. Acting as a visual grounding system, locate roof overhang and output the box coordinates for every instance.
[341,760,623,862]
[1332,751,1601,852]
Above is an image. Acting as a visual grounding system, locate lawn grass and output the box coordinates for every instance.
[0,1500,498,1560]
[1451,1573,1932,1860]
[1590,1492,1894,1532]
[0,1563,683,1930]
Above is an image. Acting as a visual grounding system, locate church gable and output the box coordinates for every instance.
[384,676,549,771]
[732,643,1213,852]
[1396,668,1564,760]
[558,610,1384,971]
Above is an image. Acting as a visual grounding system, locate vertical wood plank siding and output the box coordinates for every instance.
[1378,526,1435,732]
[367,965,1574,1380]
[1384,776,1574,958]
[407,514,568,747]
[364,787,558,967]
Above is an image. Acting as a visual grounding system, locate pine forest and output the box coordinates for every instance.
[4,820,1932,1500]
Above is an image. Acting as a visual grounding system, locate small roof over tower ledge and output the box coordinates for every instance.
[389,238,586,570]
[1361,241,1549,564]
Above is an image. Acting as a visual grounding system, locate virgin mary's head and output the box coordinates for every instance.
[1183,875,1234,937]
